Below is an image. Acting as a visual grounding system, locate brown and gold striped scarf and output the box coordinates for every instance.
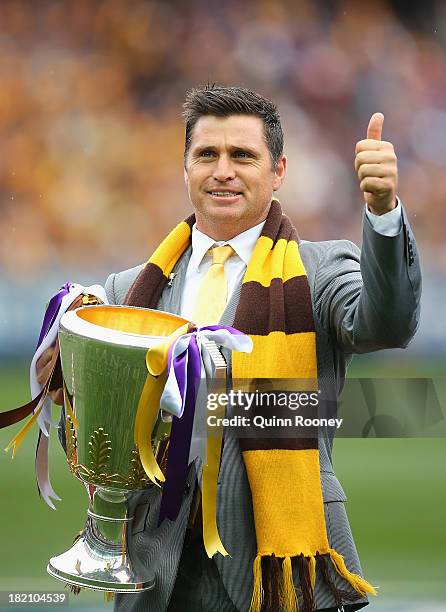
[124,200,376,612]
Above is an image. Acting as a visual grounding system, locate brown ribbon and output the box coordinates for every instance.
[0,294,94,430]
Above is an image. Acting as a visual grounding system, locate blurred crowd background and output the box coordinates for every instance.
[0,0,445,356]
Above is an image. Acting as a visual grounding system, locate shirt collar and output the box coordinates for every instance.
[190,220,266,272]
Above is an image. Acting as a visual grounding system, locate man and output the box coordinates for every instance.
[38,85,421,612]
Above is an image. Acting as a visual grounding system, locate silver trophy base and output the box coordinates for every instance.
[47,519,155,593]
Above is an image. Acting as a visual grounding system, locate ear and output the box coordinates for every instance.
[272,155,287,191]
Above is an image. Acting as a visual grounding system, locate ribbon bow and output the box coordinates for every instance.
[156,325,253,418]
[135,325,252,557]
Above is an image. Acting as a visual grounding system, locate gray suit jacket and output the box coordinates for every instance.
[106,206,421,612]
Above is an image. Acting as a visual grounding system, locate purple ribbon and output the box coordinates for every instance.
[36,282,73,350]
[158,334,201,524]
[157,324,246,525]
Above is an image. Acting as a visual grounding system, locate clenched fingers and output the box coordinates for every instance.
[359,177,395,196]
[36,347,56,386]
[354,150,397,173]
[357,163,391,182]
[36,344,64,405]
[50,388,64,406]
[355,139,395,154]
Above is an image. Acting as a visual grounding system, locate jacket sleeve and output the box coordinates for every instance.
[104,265,144,306]
[104,273,118,305]
[313,203,421,354]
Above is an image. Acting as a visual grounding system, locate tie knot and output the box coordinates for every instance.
[210,245,234,266]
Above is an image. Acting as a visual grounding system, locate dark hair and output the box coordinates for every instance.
[182,84,284,168]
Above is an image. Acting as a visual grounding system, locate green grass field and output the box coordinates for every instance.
[0,357,445,610]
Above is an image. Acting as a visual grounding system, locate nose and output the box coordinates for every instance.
[212,154,236,182]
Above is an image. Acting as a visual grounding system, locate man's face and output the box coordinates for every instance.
[184,115,286,240]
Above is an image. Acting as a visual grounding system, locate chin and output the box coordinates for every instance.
[210,207,246,223]
[200,200,244,217]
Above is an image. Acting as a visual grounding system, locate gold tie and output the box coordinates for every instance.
[192,245,235,326]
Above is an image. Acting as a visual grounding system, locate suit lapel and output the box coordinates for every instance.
[157,245,192,315]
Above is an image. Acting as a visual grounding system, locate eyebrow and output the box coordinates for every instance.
[192,144,260,157]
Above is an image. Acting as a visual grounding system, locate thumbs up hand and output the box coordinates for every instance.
[355,113,398,215]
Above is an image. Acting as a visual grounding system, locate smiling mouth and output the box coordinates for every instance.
[207,190,243,197]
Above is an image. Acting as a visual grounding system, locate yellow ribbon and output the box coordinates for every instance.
[134,370,167,485]
[133,322,190,485]
[145,322,190,376]
[202,392,229,558]
[4,389,48,458]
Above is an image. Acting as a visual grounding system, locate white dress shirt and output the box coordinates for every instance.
[179,202,402,320]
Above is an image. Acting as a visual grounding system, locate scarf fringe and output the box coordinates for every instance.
[328,548,377,597]
[250,554,264,612]
[267,554,282,611]
[297,555,314,611]
[308,555,316,591]
[280,556,299,612]
[316,553,360,608]
[250,550,376,612]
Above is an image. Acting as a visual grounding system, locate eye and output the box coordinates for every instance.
[233,150,251,159]
[199,150,216,158]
